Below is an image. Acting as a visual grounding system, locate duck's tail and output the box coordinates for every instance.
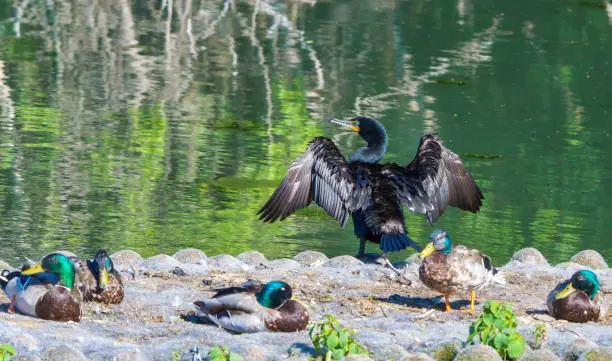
[492,268,506,285]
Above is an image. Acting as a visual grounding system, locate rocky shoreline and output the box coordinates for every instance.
[0,247,610,361]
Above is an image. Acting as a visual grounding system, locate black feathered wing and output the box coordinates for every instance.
[258,137,357,226]
[390,134,483,223]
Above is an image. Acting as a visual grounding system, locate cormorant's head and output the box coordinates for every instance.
[420,230,452,257]
[256,280,293,309]
[329,116,387,145]
[93,249,113,290]
[22,253,76,288]
[556,270,600,300]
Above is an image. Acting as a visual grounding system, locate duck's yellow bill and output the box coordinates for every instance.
[556,283,576,299]
[22,263,45,275]
[419,242,435,258]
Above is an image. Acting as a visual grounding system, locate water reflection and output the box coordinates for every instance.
[0,0,610,265]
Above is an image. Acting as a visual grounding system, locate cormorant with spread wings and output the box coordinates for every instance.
[258,116,483,265]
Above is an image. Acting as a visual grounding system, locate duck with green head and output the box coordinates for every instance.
[418,230,506,313]
[0,253,81,322]
[194,280,309,333]
[547,270,609,323]
[70,249,124,304]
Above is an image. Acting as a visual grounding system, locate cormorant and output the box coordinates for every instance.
[258,116,483,266]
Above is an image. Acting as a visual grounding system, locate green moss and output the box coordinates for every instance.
[432,341,462,361]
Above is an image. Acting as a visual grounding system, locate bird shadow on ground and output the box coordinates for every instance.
[180,311,216,326]
[287,343,317,358]
[377,294,472,311]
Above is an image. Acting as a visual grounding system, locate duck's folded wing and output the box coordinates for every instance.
[258,137,356,226]
[194,293,262,314]
[389,134,484,223]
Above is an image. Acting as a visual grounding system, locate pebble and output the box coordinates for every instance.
[237,251,268,266]
[110,250,144,271]
[266,258,301,270]
[41,345,87,361]
[323,255,364,268]
[564,338,599,361]
[139,254,183,270]
[519,349,561,361]
[570,250,608,270]
[511,248,549,265]
[172,248,207,264]
[454,345,503,361]
[293,251,329,267]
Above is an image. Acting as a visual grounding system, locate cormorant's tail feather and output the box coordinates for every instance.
[380,233,423,253]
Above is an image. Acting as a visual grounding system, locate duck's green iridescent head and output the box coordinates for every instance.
[556,270,600,300]
[22,253,76,288]
[256,281,292,309]
[420,230,452,258]
[93,249,113,290]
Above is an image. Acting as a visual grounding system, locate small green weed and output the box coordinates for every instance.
[533,324,547,349]
[309,315,367,361]
[0,344,15,361]
[467,301,525,360]
[207,346,243,361]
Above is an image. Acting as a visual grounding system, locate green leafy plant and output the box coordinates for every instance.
[309,315,367,361]
[0,344,15,361]
[207,346,243,361]
[533,324,547,349]
[467,301,525,360]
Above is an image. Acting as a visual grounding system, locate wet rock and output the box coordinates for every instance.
[0,259,13,271]
[432,340,462,361]
[577,347,612,361]
[41,345,87,361]
[519,349,561,361]
[293,251,329,267]
[454,345,503,361]
[209,254,246,269]
[267,258,301,270]
[570,250,608,270]
[324,255,363,268]
[114,349,148,361]
[511,248,549,265]
[111,250,144,271]
[237,251,268,266]
[564,339,598,361]
[173,248,207,264]
[139,254,183,270]
[402,353,435,361]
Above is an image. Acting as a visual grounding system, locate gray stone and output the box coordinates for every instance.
[139,254,183,270]
[405,252,423,265]
[209,254,246,269]
[324,255,364,268]
[402,353,435,361]
[0,259,13,271]
[555,262,584,271]
[511,248,549,265]
[519,349,561,361]
[41,345,87,361]
[179,263,211,276]
[267,258,301,270]
[10,333,39,352]
[564,339,598,361]
[344,354,374,361]
[570,250,608,270]
[237,251,268,265]
[114,349,148,361]
[577,347,612,361]
[293,250,329,267]
[432,341,462,361]
[111,250,144,271]
[172,248,207,264]
[454,345,503,361]
[14,355,42,361]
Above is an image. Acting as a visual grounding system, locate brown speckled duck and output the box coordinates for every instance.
[194,280,309,333]
[547,270,609,323]
[419,230,505,313]
[70,249,124,304]
[0,253,82,322]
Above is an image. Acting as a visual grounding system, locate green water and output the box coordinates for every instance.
[0,0,610,265]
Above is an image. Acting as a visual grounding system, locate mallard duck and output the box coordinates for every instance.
[259,116,483,271]
[70,249,124,304]
[0,253,81,321]
[194,280,309,333]
[547,270,609,323]
[419,230,505,313]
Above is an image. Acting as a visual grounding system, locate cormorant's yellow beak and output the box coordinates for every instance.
[22,263,45,275]
[419,242,436,258]
[329,118,360,132]
[99,268,109,289]
[556,283,577,299]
